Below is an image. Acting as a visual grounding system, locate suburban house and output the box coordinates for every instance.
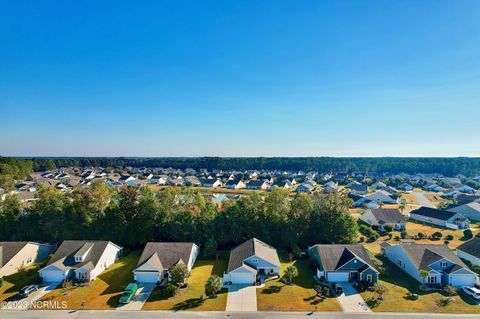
[133,242,200,284]
[38,241,122,282]
[223,238,280,286]
[348,183,368,196]
[119,175,136,184]
[295,182,315,193]
[456,237,480,267]
[324,181,339,192]
[384,243,478,287]
[0,242,55,277]
[448,202,480,221]
[353,190,398,208]
[409,207,470,230]
[359,208,406,231]
[201,178,223,188]
[308,244,379,284]
[398,183,414,192]
[246,180,269,190]
[225,180,246,189]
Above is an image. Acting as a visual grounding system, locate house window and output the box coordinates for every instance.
[78,272,87,280]
[366,274,373,282]
[397,260,402,267]
[429,276,436,283]
[75,256,83,262]
[251,258,258,263]
[26,257,32,263]
[440,261,447,267]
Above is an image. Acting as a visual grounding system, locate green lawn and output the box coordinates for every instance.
[256,259,341,312]
[360,255,480,313]
[40,251,140,309]
[143,258,228,311]
[0,263,43,302]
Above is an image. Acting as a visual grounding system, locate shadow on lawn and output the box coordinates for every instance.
[261,284,284,294]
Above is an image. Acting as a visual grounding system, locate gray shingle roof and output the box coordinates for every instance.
[369,208,405,224]
[310,244,376,271]
[0,242,29,268]
[136,242,196,271]
[411,207,461,221]
[457,237,480,259]
[45,240,119,271]
[227,238,280,273]
[399,243,468,270]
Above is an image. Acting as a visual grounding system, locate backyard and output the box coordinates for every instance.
[142,258,228,311]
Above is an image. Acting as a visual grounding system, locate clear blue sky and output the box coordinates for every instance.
[1,0,480,157]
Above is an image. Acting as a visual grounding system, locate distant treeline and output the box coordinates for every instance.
[3,156,480,177]
[20,157,480,176]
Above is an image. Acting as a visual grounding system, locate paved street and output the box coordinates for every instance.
[336,283,371,313]
[1,282,60,310]
[0,310,479,319]
[226,284,257,311]
[412,191,435,208]
[116,284,155,311]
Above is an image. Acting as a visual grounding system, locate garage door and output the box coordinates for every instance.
[451,275,476,287]
[41,270,64,283]
[230,272,255,285]
[327,272,349,282]
[135,271,160,283]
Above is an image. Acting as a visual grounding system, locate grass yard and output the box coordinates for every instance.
[360,256,480,313]
[401,193,419,205]
[256,259,341,312]
[0,264,43,303]
[40,251,140,309]
[143,258,228,311]
[402,221,478,248]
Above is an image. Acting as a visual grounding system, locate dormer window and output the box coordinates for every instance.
[75,256,83,262]
[353,259,357,264]
[252,258,258,263]
[441,261,447,267]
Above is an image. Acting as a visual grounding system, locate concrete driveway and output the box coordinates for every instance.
[412,191,434,208]
[1,282,60,310]
[336,283,371,313]
[116,284,156,311]
[226,284,257,311]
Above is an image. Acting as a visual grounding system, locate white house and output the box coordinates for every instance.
[448,202,480,222]
[133,242,199,284]
[39,241,122,283]
[224,180,246,189]
[246,180,268,190]
[384,243,477,287]
[223,238,280,286]
[360,208,406,231]
[410,207,470,230]
[456,237,480,268]
[0,242,55,277]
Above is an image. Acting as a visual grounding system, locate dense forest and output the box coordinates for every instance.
[0,184,357,251]
[3,156,480,176]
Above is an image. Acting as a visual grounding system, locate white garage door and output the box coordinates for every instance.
[135,271,160,283]
[230,272,255,285]
[451,275,476,287]
[327,272,349,282]
[41,270,64,283]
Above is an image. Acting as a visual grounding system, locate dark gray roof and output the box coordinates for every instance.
[136,242,196,271]
[0,242,29,268]
[45,240,120,271]
[310,244,376,271]
[399,243,468,270]
[411,207,461,221]
[369,208,404,224]
[457,237,480,259]
[349,184,368,192]
[227,238,280,273]
[247,180,266,187]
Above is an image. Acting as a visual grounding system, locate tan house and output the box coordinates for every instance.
[0,242,55,277]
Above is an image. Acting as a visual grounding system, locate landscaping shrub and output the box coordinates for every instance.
[359,224,380,242]
[464,229,473,239]
[400,230,408,239]
[405,292,419,300]
[417,232,427,239]
[445,234,454,240]
[431,231,442,240]
[383,225,393,233]
[444,285,458,297]
[163,283,179,297]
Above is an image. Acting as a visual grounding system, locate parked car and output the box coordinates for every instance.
[19,285,39,298]
[119,283,139,304]
[462,286,480,301]
[332,283,343,295]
